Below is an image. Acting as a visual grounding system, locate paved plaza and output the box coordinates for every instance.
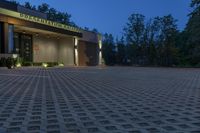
[0,67,200,133]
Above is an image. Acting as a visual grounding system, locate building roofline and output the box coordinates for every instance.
[0,0,101,37]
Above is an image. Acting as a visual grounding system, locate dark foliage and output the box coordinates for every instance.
[103,0,200,67]
[102,33,116,65]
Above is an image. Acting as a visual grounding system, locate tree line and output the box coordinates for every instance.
[103,0,200,67]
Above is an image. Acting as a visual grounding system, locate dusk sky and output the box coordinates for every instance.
[17,0,191,37]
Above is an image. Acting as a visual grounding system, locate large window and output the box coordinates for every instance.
[14,33,33,62]
[0,22,3,53]
[14,33,20,54]
[8,24,14,53]
[21,34,32,62]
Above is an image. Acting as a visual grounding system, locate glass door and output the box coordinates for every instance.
[20,34,32,62]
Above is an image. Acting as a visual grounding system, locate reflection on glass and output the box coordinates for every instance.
[8,24,14,53]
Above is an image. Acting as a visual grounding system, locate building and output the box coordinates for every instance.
[0,0,102,66]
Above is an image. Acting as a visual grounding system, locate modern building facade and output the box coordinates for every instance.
[0,0,102,66]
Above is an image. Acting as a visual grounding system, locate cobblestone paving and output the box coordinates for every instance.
[0,67,200,133]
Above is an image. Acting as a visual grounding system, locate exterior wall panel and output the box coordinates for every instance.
[78,41,98,66]
[33,36,74,66]
[33,36,58,63]
[58,38,74,66]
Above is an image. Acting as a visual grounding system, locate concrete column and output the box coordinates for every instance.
[74,37,79,66]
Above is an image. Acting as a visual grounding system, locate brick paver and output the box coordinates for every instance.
[0,67,200,133]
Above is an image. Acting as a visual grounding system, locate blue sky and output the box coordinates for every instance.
[17,0,191,37]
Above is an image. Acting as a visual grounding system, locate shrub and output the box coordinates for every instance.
[6,57,15,69]
[15,57,23,67]
[33,63,42,66]
[22,62,33,66]
[47,62,58,67]
[0,58,7,67]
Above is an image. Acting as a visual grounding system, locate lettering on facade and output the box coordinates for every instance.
[19,13,80,33]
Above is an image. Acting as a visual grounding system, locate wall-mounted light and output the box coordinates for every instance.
[22,31,26,34]
[74,38,79,66]
[35,33,39,37]
[99,40,102,49]
[98,40,103,65]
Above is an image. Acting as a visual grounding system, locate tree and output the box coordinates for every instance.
[84,27,90,31]
[92,28,98,33]
[102,33,116,65]
[144,19,159,65]
[24,2,36,10]
[38,3,49,14]
[116,37,126,65]
[124,14,145,64]
[47,8,57,21]
[185,0,200,65]
[124,14,145,45]
[160,15,179,66]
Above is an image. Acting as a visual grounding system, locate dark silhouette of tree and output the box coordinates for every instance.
[38,3,49,14]
[156,15,179,66]
[24,2,36,10]
[102,33,116,65]
[185,0,200,65]
[124,14,145,64]
[116,37,126,65]
[123,13,179,66]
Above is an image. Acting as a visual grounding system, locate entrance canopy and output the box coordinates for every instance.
[14,25,74,39]
[0,7,82,37]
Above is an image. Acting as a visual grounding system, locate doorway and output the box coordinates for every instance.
[14,33,33,62]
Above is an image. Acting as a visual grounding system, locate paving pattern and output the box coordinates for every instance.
[0,67,200,133]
